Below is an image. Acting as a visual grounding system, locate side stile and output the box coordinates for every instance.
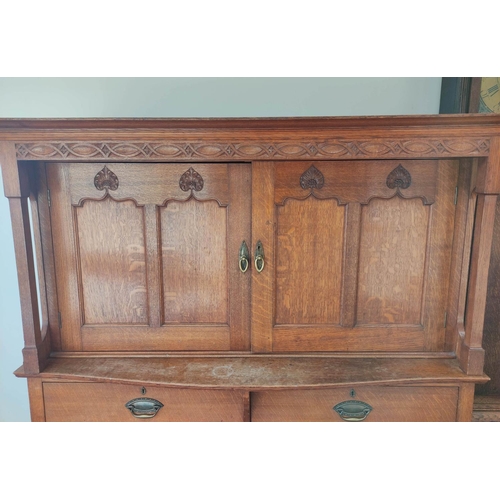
[0,142,48,373]
[460,138,500,374]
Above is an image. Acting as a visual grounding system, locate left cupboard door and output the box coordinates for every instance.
[47,163,251,352]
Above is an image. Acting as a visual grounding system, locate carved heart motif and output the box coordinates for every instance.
[300,165,325,190]
[179,167,204,192]
[94,166,119,191]
[386,164,412,190]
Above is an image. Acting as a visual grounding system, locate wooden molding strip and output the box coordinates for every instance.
[15,138,490,161]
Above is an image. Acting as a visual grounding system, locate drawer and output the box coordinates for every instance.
[43,382,246,422]
[251,386,459,422]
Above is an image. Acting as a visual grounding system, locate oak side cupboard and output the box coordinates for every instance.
[1,115,499,422]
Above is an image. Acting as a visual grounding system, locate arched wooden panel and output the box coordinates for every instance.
[161,198,228,324]
[357,196,430,326]
[275,197,344,325]
[76,197,147,325]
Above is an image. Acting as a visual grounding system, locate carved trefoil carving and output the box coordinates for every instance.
[300,165,325,190]
[386,164,412,190]
[94,166,119,191]
[179,167,204,192]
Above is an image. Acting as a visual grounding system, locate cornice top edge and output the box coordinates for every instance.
[1,114,500,133]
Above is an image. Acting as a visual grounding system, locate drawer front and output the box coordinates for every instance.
[43,383,245,422]
[251,386,459,422]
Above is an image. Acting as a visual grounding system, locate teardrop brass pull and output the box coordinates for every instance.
[254,240,265,273]
[239,241,250,273]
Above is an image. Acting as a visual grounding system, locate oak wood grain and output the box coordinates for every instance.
[77,198,148,324]
[8,197,44,372]
[47,164,83,351]
[445,159,474,351]
[48,162,250,352]
[35,163,61,350]
[1,141,28,197]
[271,325,425,352]
[65,163,231,207]
[4,115,500,423]
[145,204,161,327]
[456,383,476,422]
[251,386,459,422]
[27,378,45,422]
[227,164,252,351]
[461,194,498,374]
[357,197,429,325]
[340,203,361,327]
[80,325,230,351]
[161,199,228,324]
[43,383,246,422]
[274,160,439,206]
[476,137,500,194]
[28,169,48,338]
[421,160,458,350]
[19,356,488,389]
[1,116,498,165]
[0,114,499,134]
[275,197,344,325]
[251,162,275,352]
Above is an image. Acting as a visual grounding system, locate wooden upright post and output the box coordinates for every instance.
[459,138,500,374]
[0,141,49,374]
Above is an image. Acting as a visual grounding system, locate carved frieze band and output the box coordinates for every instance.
[15,138,490,161]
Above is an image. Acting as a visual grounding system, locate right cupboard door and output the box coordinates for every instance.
[251,160,458,353]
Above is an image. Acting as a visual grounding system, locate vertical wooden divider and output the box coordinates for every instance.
[145,204,161,328]
[457,383,476,422]
[445,159,474,352]
[37,164,62,351]
[340,202,361,328]
[228,164,252,351]
[46,165,83,352]
[251,162,274,353]
[27,378,46,422]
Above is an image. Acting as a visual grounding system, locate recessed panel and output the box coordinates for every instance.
[276,197,344,325]
[77,198,147,324]
[357,197,429,325]
[161,199,228,324]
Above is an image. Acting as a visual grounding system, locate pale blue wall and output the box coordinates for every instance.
[0,77,442,421]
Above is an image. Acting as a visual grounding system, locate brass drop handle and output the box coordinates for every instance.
[239,241,250,273]
[125,397,164,419]
[254,240,265,273]
[333,400,373,422]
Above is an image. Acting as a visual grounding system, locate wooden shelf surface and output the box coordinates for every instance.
[15,356,488,390]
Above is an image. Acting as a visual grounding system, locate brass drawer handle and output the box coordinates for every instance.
[239,241,250,273]
[254,240,265,273]
[333,400,373,422]
[125,397,164,419]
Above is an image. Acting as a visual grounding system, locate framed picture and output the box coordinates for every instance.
[478,77,500,113]
[440,77,500,113]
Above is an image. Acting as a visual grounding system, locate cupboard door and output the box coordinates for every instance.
[252,160,458,352]
[48,163,251,351]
